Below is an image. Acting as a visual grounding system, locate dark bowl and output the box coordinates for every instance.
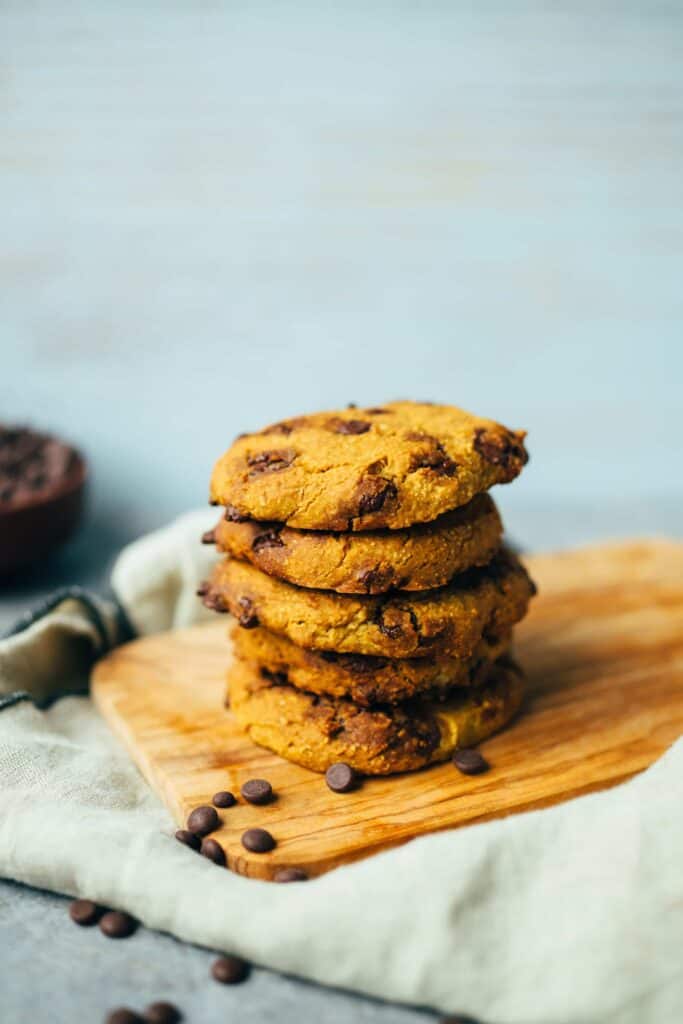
[0,450,87,576]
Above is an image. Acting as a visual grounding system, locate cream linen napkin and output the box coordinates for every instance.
[0,510,681,1024]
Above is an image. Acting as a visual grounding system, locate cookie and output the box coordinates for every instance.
[214,493,502,594]
[202,549,535,659]
[228,655,524,775]
[210,401,528,531]
[231,624,512,705]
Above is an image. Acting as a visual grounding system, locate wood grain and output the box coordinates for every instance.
[92,540,683,881]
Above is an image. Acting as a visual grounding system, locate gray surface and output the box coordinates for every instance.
[1,2,682,1022]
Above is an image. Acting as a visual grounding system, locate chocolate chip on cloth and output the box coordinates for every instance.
[240,778,273,804]
[211,955,251,985]
[174,829,201,851]
[241,827,276,853]
[106,1008,144,1024]
[228,657,525,775]
[99,910,138,939]
[209,401,527,530]
[144,1002,183,1024]
[214,493,503,594]
[69,898,102,926]
[186,805,219,836]
[232,625,512,706]
[205,550,534,659]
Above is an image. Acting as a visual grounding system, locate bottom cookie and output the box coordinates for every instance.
[227,657,524,775]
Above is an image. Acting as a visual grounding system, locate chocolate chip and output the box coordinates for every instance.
[261,416,307,436]
[356,566,394,594]
[453,749,490,775]
[106,1009,144,1024]
[211,955,250,985]
[260,666,288,686]
[186,805,219,836]
[201,529,216,544]
[273,867,308,883]
[408,436,458,477]
[224,504,248,522]
[196,581,210,597]
[246,448,296,476]
[201,838,226,866]
[236,595,259,629]
[175,829,201,851]
[440,1015,481,1024]
[99,911,138,939]
[209,499,219,506]
[365,407,389,414]
[325,762,358,793]
[326,417,371,435]
[240,778,273,805]
[473,427,528,475]
[212,790,236,808]
[251,528,284,552]
[375,608,404,640]
[69,899,102,926]
[144,1002,182,1024]
[357,477,397,516]
[241,828,275,853]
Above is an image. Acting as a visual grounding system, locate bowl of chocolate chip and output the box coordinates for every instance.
[0,425,87,576]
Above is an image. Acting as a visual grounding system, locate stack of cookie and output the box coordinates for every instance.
[200,401,535,776]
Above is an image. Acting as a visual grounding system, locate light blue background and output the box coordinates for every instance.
[1,4,681,1020]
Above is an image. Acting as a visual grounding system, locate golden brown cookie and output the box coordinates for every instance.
[202,549,535,659]
[231,624,512,705]
[210,401,528,531]
[213,493,502,594]
[228,655,525,775]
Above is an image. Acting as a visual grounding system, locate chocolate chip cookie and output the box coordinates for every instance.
[231,624,512,705]
[227,655,525,774]
[210,401,528,531]
[202,549,534,659]
[214,493,502,594]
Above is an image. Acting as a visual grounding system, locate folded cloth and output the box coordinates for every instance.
[0,510,681,1024]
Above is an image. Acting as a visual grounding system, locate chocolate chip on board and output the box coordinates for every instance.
[144,1002,183,1024]
[99,910,138,939]
[106,1009,144,1024]
[200,838,227,866]
[273,867,308,883]
[69,899,102,926]
[211,955,251,985]
[325,762,358,793]
[241,828,276,853]
[240,778,273,805]
[452,748,490,776]
[212,790,236,808]
[186,805,219,836]
[174,829,201,851]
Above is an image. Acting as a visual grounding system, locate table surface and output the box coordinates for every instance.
[2,2,682,1021]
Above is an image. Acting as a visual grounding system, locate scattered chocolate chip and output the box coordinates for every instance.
[326,417,371,435]
[175,829,201,852]
[201,838,226,866]
[186,805,219,836]
[251,528,284,552]
[211,955,250,985]
[240,779,273,805]
[144,1002,182,1024]
[236,595,259,629]
[212,790,236,808]
[201,529,216,545]
[69,899,102,926]
[106,1009,144,1024]
[453,749,490,775]
[241,828,275,853]
[99,910,138,939]
[357,476,397,516]
[325,762,358,793]
[224,504,248,522]
[246,448,296,476]
[196,581,210,597]
[273,867,308,883]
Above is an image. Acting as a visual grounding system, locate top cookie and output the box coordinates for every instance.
[210,401,528,531]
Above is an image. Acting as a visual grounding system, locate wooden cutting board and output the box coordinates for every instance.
[92,539,683,881]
